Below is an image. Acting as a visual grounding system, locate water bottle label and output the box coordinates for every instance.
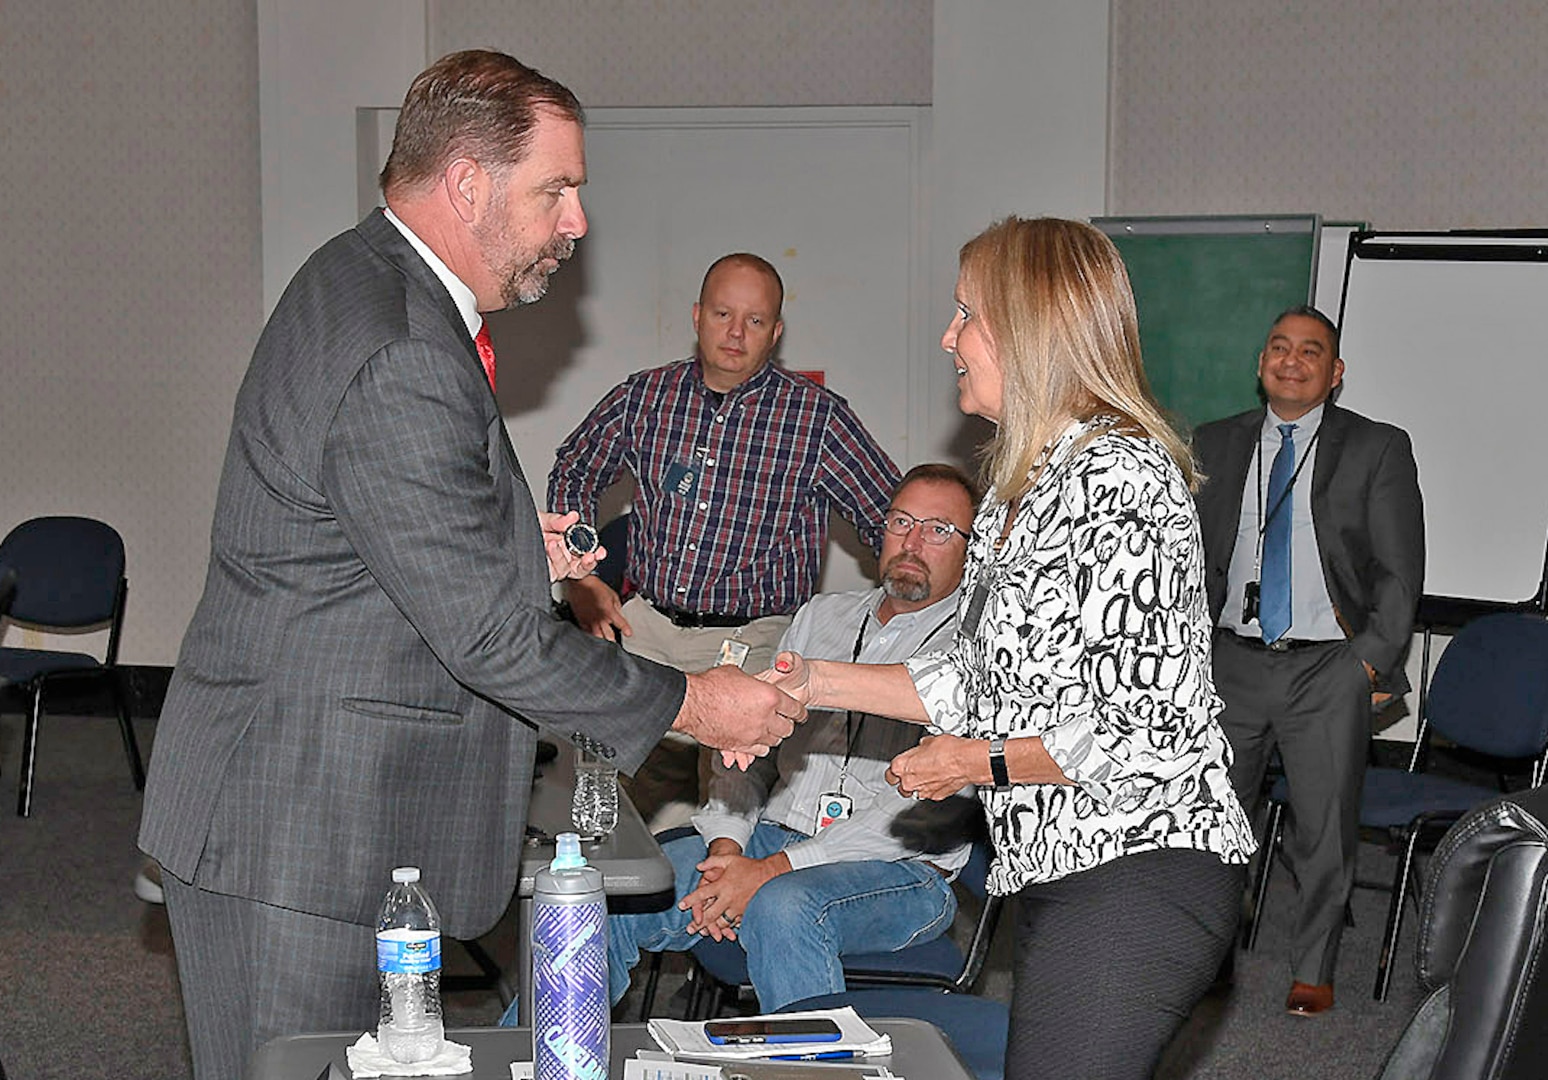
[532,899,608,1080]
[376,928,442,974]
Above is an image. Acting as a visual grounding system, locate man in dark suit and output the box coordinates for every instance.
[1193,305,1423,1017]
[138,51,801,1079]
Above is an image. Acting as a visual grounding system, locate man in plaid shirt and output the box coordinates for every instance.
[548,252,900,826]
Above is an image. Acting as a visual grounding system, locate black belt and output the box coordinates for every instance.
[1222,631,1338,654]
[650,602,764,629]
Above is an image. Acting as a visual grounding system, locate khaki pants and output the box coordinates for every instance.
[617,595,791,829]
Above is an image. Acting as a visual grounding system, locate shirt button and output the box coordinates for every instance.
[698,501,708,510]
[687,544,697,551]
[676,586,687,594]
[715,415,726,424]
[705,458,715,467]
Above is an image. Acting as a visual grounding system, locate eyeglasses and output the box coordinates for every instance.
[883,509,971,546]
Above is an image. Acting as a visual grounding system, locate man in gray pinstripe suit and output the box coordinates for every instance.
[137,51,801,1080]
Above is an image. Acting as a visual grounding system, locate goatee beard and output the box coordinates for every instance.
[882,565,930,603]
[504,234,577,307]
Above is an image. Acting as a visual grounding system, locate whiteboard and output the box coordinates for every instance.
[1336,233,1548,603]
[1312,222,1364,317]
[486,107,928,593]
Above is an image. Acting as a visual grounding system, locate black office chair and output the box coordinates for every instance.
[0,516,142,816]
[1245,612,1548,999]
[1374,784,1548,1080]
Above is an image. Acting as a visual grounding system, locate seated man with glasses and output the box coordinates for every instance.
[602,464,981,1013]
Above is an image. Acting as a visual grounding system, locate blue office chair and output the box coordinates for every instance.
[1245,612,1548,1000]
[642,827,1002,1020]
[779,988,1009,1080]
[0,516,142,816]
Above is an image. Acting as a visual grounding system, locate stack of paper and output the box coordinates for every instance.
[647,1007,891,1061]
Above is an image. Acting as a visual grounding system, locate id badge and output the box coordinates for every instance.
[961,567,999,639]
[716,639,751,669]
[663,461,700,500]
[815,792,853,832]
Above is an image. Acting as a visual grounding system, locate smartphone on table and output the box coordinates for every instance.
[703,1018,843,1045]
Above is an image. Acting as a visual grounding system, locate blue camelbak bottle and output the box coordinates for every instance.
[531,832,609,1080]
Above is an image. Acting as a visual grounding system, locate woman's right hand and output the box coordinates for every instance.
[758,650,812,706]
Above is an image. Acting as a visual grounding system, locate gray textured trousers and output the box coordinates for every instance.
[1006,848,1243,1080]
[1212,632,1370,986]
[164,872,378,1080]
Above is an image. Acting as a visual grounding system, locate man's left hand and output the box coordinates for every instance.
[680,851,791,941]
[539,510,606,582]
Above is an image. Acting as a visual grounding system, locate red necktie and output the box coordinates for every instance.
[475,322,497,391]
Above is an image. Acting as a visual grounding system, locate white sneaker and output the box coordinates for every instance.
[134,860,164,904]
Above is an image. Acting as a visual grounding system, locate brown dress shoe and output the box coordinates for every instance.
[1286,981,1335,1016]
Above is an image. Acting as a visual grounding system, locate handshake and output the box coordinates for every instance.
[671,651,815,771]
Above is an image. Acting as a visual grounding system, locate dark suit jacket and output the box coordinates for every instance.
[1192,401,1425,692]
[139,210,684,939]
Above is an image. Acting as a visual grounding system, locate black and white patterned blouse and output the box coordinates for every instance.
[906,419,1256,895]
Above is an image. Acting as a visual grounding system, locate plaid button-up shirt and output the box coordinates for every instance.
[549,360,899,617]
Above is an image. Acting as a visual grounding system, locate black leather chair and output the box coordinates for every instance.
[1375,783,1548,1079]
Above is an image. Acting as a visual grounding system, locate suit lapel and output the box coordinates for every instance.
[1209,410,1264,560]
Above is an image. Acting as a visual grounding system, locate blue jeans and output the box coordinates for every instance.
[603,821,958,1013]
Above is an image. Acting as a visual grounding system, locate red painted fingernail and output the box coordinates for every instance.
[775,659,792,672]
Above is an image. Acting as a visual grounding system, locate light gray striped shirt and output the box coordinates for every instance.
[693,587,972,874]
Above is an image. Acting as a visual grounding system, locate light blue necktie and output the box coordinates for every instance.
[1259,423,1296,643]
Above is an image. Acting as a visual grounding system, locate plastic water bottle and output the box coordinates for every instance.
[532,833,609,1080]
[571,748,618,837]
[376,866,444,1064]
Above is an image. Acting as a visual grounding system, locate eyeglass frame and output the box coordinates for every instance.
[881,508,972,546]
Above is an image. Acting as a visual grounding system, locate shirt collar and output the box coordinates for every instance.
[872,585,963,630]
[382,206,483,341]
[690,356,778,400]
[1264,401,1326,439]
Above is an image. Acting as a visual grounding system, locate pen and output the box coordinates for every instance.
[769,1050,859,1061]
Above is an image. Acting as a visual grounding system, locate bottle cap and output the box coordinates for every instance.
[551,832,588,872]
[392,866,421,884]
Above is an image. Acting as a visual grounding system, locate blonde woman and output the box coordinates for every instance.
[767,217,1255,1080]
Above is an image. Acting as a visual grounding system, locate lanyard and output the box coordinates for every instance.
[836,606,956,791]
[1253,422,1321,574]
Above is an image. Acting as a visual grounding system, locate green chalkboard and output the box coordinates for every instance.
[1092,216,1320,431]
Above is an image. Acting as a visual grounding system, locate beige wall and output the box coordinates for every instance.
[429,0,933,106]
[10,0,1543,665]
[1111,0,1548,229]
[0,0,261,664]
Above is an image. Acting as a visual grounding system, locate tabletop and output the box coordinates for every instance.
[249,1019,975,1080]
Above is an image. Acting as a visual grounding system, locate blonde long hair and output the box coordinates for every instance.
[958,217,1198,500]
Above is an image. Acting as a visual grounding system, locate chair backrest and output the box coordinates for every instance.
[1424,613,1548,762]
[951,832,1003,992]
[0,516,126,630]
[1376,784,1548,1080]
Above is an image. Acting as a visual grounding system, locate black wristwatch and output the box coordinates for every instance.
[988,736,1010,787]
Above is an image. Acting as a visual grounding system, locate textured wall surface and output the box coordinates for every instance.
[0,1,261,663]
[430,0,933,106]
[1111,0,1548,229]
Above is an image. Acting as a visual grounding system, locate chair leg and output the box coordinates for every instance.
[639,951,664,1022]
[1245,800,1285,951]
[111,674,145,790]
[16,683,44,817]
[1375,828,1423,1001]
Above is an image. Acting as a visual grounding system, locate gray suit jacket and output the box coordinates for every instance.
[139,210,684,939]
[1192,401,1425,691]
